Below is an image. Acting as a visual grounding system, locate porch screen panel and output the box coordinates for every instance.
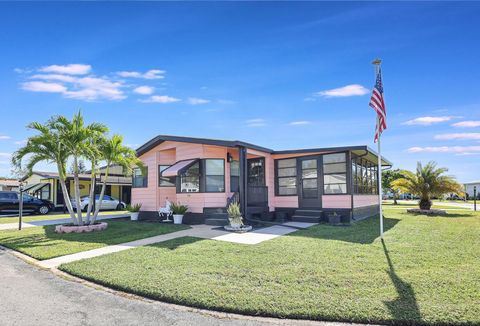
[180,162,200,192]
[323,153,347,194]
[276,158,297,195]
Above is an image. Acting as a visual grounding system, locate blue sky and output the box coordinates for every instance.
[0,2,479,182]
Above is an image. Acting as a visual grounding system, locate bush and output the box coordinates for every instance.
[171,202,188,215]
[227,201,243,226]
[126,203,142,212]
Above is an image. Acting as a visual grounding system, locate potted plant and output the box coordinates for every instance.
[227,201,243,228]
[170,202,188,224]
[326,211,341,225]
[126,203,142,221]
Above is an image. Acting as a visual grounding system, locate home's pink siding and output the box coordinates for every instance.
[322,195,352,209]
[353,195,379,208]
[274,196,299,208]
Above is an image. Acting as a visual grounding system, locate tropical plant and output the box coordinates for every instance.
[11,119,78,223]
[126,203,142,213]
[170,202,188,215]
[382,169,404,205]
[91,134,142,224]
[52,112,108,225]
[391,161,464,210]
[227,201,243,226]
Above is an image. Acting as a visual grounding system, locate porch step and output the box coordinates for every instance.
[291,215,322,223]
[295,209,323,217]
[291,209,322,223]
[204,218,229,226]
[203,207,227,214]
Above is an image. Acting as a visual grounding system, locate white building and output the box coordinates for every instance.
[464,181,480,199]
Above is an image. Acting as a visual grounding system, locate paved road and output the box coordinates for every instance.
[0,250,355,326]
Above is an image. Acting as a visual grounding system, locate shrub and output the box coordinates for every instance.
[126,203,142,212]
[227,201,243,226]
[171,202,188,215]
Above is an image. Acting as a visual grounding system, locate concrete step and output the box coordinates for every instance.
[204,218,229,226]
[203,207,227,214]
[291,215,322,223]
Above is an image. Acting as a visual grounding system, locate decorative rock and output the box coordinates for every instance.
[55,222,108,234]
[223,225,253,233]
[406,209,446,215]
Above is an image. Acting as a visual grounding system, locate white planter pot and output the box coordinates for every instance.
[173,214,184,224]
[130,212,139,221]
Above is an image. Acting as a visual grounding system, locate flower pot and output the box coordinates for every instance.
[173,214,184,224]
[327,213,341,225]
[130,212,139,221]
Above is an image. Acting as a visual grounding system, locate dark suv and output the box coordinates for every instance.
[0,191,54,215]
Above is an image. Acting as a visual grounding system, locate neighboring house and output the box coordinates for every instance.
[21,164,132,209]
[0,178,19,191]
[132,135,391,224]
[464,180,480,199]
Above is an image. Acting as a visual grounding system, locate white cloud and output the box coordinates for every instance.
[21,81,67,93]
[434,133,480,140]
[452,121,480,128]
[0,153,11,158]
[30,74,77,83]
[0,161,10,165]
[117,69,165,80]
[289,121,312,125]
[407,146,480,155]
[403,116,453,126]
[63,76,125,101]
[187,97,210,105]
[316,84,369,98]
[303,97,316,102]
[14,140,27,145]
[39,64,91,75]
[133,86,155,95]
[0,136,11,140]
[217,99,236,105]
[246,118,266,127]
[140,95,181,103]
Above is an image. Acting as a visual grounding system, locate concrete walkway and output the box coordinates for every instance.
[0,213,129,231]
[38,222,317,269]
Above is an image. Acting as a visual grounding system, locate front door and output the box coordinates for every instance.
[298,156,322,208]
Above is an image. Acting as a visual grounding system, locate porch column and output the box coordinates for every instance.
[238,146,248,216]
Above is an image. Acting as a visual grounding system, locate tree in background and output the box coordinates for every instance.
[69,159,87,174]
[382,169,404,205]
[391,161,464,210]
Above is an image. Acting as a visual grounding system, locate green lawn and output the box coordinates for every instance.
[0,219,189,260]
[382,201,469,210]
[0,210,128,224]
[60,208,480,325]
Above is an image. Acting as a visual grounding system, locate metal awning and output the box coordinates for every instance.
[24,182,48,193]
[161,159,198,177]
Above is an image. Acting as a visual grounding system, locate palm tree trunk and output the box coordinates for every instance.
[85,162,96,224]
[91,164,110,224]
[73,156,83,225]
[57,168,78,225]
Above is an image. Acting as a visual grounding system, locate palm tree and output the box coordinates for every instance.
[391,161,463,210]
[11,120,79,224]
[91,134,142,224]
[52,112,108,225]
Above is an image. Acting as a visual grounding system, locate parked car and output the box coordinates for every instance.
[0,191,54,215]
[71,195,126,211]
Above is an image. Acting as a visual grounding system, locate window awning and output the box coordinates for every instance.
[24,182,48,193]
[161,159,198,177]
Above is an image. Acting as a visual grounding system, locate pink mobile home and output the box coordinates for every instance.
[132,135,391,224]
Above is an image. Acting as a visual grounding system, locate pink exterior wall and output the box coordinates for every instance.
[353,195,379,208]
[322,195,352,209]
[132,141,236,213]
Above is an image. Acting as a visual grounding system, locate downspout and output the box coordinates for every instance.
[238,146,248,217]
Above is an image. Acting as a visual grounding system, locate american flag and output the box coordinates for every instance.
[369,67,387,142]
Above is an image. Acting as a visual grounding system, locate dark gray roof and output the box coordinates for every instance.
[136,135,392,166]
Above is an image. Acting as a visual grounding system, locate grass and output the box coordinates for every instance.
[0,219,189,260]
[60,208,480,325]
[382,201,470,210]
[0,210,128,224]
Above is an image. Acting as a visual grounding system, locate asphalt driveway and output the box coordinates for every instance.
[0,249,353,326]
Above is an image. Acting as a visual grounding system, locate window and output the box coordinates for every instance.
[352,157,378,194]
[230,160,240,192]
[205,159,225,192]
[323,153,347,194]
[276,158,297,195]
[248,158,265,186]
[180,162,200,192]
[132,167,148,188]
[158,165,176,187]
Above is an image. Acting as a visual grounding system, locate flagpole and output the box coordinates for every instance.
[372,58,384,239]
